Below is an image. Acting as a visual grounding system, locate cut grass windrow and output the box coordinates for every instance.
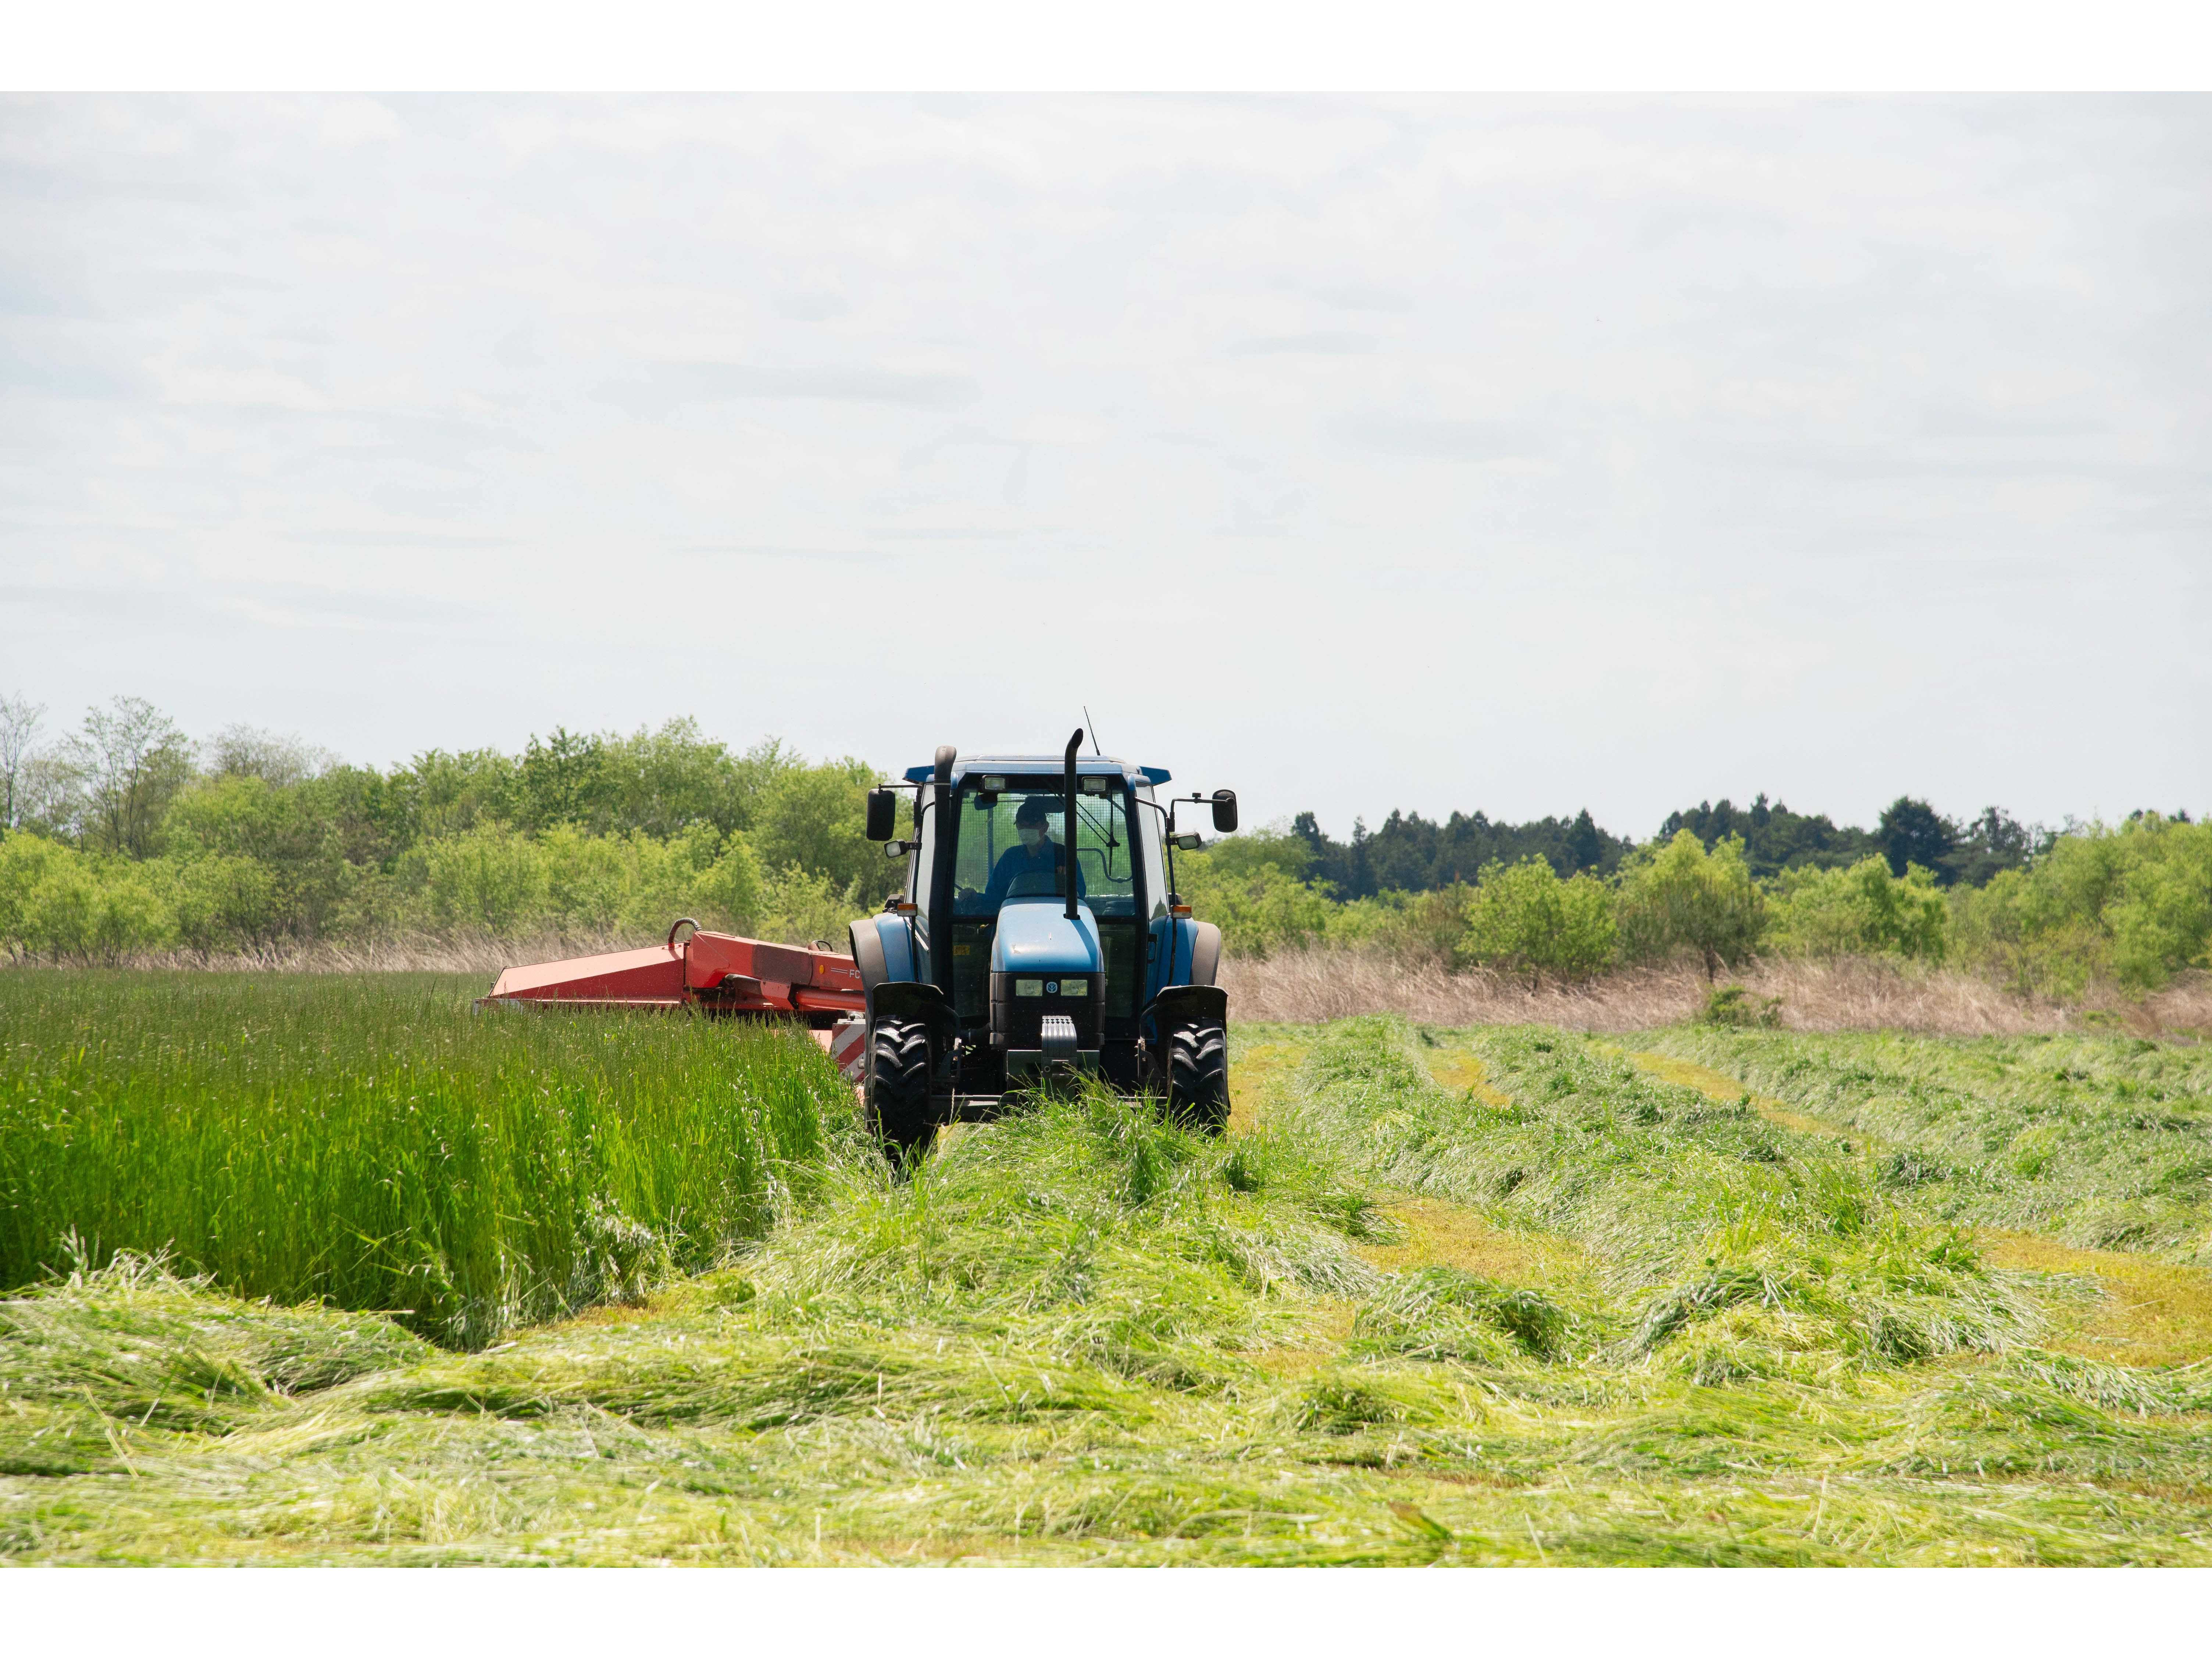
[4,993,2212,1565]
[1640,1027,2212,1261]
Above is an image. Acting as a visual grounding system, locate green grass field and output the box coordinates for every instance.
[0,973,838,1348]
[4,976,2211,1564]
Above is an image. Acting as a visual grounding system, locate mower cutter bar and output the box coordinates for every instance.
[476,924,866,1021]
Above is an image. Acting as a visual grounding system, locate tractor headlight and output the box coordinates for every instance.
[1016,978,1043,997]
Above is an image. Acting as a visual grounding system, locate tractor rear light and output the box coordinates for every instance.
[1171,904,1192,918]
[891,899,917,914]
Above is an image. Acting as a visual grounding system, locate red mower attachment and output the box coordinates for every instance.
[478,917,866,1025]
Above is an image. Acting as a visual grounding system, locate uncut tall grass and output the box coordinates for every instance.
[0,971,844,1347]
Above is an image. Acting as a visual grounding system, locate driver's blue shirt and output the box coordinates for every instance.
[983,839,1084,909]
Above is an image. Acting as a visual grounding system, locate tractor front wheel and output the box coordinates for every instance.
[866,1018,935,1163]
[1166,1021,1230,1134]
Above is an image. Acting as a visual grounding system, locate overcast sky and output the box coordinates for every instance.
[3,94,2205,839]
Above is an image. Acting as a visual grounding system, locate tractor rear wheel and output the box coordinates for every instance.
[1166,1021,1230,1133]
[866,1018,935,1163]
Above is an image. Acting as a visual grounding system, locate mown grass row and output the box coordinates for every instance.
[1277,1019,2054,1381]
[1643,1027,2212,1259]
[0,972,843,1347]
[5,1002,2212,1563]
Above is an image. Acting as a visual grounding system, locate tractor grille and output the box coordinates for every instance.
[991,972,1102,1049]
[1039,1015,1078,1062]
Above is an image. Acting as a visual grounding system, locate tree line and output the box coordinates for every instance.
[0,694,896,960]
[1180,814,2212,998]
[1287,791,2058,897]
[1,692,2204,995]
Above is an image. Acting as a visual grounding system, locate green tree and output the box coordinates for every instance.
[0,692,43,833]
[1459,857,1617,984]
[2105,816,2212,989]
[163,773,357,942]
[600,721,777,838]
[204,724,331,787]
[1879,796,1956,884]
[406,822,549,936]
[0,832,66,955]
[69,696,194,858]
[517,727,611,830]
[386,747,522,843]
[1327,884,1476,966]
[1615,830,1765,980]
[752,757,895,906]
[1564,808,1604,873]
[1943,806,2041,888]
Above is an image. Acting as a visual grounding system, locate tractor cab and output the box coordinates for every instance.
[847,731,1237,1154]
[918,757,1153,1088]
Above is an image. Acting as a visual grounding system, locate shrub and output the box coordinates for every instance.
[1175,830,1338,959]
[1766,855,1948,962]
[0,835,175,963]
[1458,858,1616,984]
[1950,816,2212,995]
[1699,985,1783,1027]
[406,820,549,934]
[752,757,898,909]
[1326,885,1473,966]
[165,853,283,956]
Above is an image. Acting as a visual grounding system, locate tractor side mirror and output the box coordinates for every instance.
[1210,789,1239,834]
[865,788,898,842]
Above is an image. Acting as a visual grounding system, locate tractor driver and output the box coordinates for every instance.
[983,794,1086,911]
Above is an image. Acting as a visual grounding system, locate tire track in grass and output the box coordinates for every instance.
[1241,1027,1594,1373]
[1424,1050,1514,1109]
[1625,1050,1845,1142]
[1623,1048,2212,1367]
[1974,1234,2212,1367]
[1225,1028,1313,1135]
[1356,1033,1598,1293]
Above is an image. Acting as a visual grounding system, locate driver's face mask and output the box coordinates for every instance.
[1018,822,1045,849]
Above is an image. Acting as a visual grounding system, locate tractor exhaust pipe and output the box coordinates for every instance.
[933,744,956,837]
[1063,728,1083,921]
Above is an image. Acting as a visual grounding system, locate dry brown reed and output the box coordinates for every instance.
[14,932,2207,1039]
[1223,948,2209,1037]
[14,930,635,978]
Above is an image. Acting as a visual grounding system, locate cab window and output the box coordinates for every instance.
[950,778,1138,918]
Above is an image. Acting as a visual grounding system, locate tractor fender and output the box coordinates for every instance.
[849,914,920,996]
[1187,921,1223,987]
[848,918,888,995]
[1142,982,1228,1042]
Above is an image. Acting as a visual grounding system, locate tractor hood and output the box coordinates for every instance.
[990,899,1103,975]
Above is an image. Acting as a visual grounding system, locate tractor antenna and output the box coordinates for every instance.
[1082,707,1102,756]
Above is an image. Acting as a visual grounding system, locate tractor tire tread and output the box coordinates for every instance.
[1166,1021,1230,1134]
[866,1018,935,1162]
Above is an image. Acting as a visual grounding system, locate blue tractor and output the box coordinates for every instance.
[847,729,1238,1157]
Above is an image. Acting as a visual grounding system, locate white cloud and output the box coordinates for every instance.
[0,93,2206,832]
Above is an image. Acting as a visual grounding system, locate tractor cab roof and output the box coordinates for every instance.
[901,755,1170,787]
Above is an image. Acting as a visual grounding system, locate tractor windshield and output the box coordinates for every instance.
[950,777,1137,920]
